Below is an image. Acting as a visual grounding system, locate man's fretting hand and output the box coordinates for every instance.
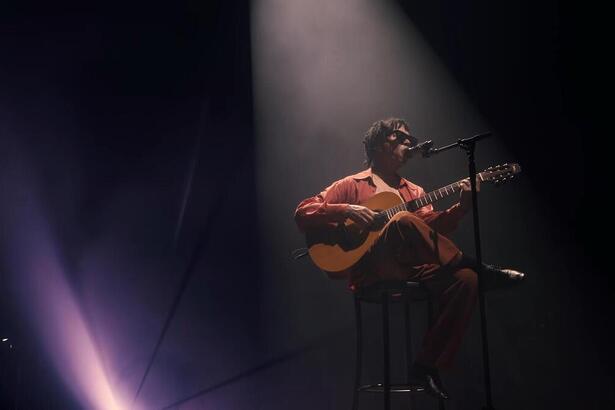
[459,177,481,212]
[345,205,377,228]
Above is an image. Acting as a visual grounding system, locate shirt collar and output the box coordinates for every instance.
[349,168,411,189]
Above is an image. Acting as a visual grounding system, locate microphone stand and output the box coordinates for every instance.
[427,132,496,410]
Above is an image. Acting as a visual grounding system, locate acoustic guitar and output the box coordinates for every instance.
[306,163,521,277]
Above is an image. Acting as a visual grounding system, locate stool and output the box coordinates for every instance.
[351,280,446,410]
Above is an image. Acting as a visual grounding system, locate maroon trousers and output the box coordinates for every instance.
[352,212,478,369]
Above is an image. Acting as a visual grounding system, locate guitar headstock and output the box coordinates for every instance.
[480,163,521,186]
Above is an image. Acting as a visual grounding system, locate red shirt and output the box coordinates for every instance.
[295,168,467,235]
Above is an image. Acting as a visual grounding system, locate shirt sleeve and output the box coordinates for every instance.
[412,186,468,235]
[294,178,353,232]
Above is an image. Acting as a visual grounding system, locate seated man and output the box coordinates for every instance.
[294,117,524,400]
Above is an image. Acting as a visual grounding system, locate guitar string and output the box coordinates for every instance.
[377,181,462,222]
[372,165,515,221]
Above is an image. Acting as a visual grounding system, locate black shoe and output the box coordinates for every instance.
[480,264,526,291]
[410,363,449,400]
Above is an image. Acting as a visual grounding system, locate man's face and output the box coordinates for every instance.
[381,124,413,168]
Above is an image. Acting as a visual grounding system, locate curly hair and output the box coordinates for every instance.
[362,117,415,167]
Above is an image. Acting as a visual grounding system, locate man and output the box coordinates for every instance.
[294,117,524,400]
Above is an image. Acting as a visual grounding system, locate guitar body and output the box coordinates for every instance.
[307,191,403,277]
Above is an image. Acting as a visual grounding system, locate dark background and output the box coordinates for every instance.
[1,0,610,409]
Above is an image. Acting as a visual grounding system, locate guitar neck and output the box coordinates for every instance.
[407,180,464,211]
[384,173,485,216]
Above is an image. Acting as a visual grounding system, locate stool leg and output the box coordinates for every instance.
[352,296,363,410]
[427,295,434,326]
[428,295,446,410]
[381,292,391,410]
[404,298,416,409]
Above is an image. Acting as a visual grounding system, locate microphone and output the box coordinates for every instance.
[403,140,434,158]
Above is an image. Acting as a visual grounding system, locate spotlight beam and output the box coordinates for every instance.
[159,325,353,409]
[131,185,226,406]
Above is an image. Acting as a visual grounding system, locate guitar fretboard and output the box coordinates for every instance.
[379,174,484,221]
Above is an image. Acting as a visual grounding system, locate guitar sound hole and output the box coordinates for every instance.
[371,214,387,230]
[337,224,370,251]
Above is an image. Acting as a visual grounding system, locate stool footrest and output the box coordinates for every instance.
[358,383,426,393]
[355,281,430,303]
